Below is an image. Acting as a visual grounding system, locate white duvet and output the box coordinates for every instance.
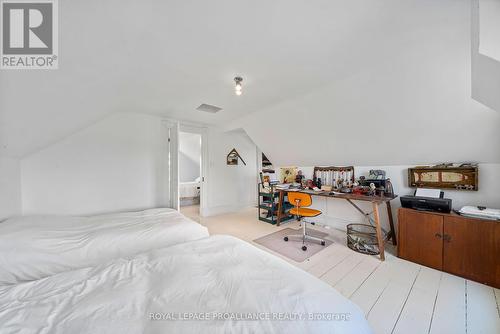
[0,208,208,285]
[0,235,372,334]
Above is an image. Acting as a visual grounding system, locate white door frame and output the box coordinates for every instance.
[178,123,208,214]
[162,120,180,210]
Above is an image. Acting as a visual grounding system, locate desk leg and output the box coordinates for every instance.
[386,201,397,246]
[276,191,284,226]
[372,202,385,261]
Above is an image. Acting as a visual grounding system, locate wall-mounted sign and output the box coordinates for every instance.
[227,148,246,166]
[408,165,478,191]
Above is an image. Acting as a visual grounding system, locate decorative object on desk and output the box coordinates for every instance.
[313,166,355,190]
[385,178,394,196]
[368,183,376,196]
[359,169,394,196]
[226,148,246,166]
[408,164,478,191]
[279,167,298,183]
[368,170,386,180]
[360,169,388,188]
[352,186,364,195]
[347,224,380,255]
[295,170,304,184]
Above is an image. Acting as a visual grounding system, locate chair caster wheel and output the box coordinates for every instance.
[302,245,307,251]
[321,241,326,246]
[284,237,289,242]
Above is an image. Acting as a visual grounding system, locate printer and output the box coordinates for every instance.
[400,189,452,213]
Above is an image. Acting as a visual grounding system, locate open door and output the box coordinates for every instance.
[162,120,180,210]
[178,124,208,219]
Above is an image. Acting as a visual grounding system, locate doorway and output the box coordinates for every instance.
[178,127,205,221]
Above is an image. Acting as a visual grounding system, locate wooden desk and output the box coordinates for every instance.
[276,189,398,261]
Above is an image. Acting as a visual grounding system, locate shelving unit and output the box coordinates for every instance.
[258,184,294,224]
[261,153,274,173]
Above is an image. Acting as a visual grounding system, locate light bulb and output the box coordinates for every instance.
[235,90,242,96]
[235,83,242,91]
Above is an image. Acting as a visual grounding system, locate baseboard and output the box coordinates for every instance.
[180,197,200,207]
[201,203,255,217]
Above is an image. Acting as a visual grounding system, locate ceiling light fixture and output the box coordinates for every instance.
[234,76,243,96]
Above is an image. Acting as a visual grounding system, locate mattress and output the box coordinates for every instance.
[0,235,372,334]
[0,208,209,285]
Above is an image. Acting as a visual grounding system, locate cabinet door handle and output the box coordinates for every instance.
[435,233,442,239]
[443,234,451,242]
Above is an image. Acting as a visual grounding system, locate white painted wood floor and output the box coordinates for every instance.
[183,206,500,334]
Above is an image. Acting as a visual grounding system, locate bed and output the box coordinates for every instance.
[179,180,201,199]
[179,180,201,206]
[0,208,209,285]
[0,235,372,334]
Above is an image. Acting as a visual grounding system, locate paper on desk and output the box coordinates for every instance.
[415,188,441,198]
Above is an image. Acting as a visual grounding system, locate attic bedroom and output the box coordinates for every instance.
[0,1,499,334]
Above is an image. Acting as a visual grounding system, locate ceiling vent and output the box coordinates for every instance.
[196,104,223,113]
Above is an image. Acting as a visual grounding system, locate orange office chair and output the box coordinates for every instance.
[284,191,325,251]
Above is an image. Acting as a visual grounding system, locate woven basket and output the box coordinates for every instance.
[346,224,380,255]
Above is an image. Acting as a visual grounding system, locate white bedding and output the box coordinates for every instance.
[179,181,201,198]
[0,208,208,285]
[0,235,371,334]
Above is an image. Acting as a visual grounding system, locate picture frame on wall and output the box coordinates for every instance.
[227,148,246,166]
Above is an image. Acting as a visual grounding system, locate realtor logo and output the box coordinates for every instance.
[1,0,58,69]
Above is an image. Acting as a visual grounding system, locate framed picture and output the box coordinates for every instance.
[279,167,298,183]
[226,148,246,166]
[408,166,478,191]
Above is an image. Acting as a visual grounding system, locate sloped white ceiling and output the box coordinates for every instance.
[1,0,499,164]
[230,0,500,166]
[2,0,380,157]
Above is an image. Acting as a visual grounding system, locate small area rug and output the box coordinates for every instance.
[253,227,333,262]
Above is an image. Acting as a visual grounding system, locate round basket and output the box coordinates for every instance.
[346,224,380,255]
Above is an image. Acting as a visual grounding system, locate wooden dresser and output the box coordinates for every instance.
[398,208,499,288]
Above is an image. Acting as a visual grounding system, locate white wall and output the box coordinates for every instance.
[179,132,201,183]
[202,129,258,216]
[0,156,21,221]
[21,112,170,216]
[20,112,258,217]
[285,164,500,233]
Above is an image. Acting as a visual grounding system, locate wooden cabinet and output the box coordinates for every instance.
[443,216,499,287]
[398,209,443,270]
[398,208,499,288]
